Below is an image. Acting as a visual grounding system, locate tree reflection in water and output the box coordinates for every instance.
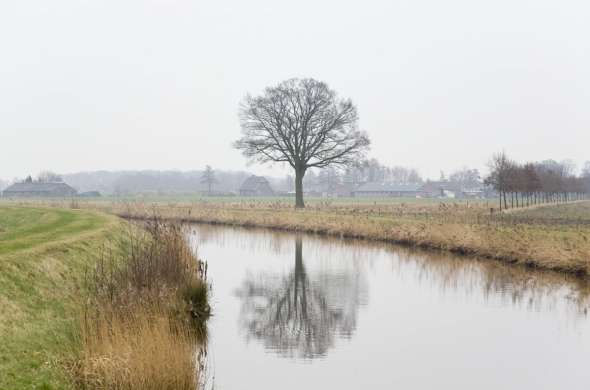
[194,223,590,363]
[235,237,367,359]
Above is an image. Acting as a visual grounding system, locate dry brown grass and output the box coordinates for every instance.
[107,200,590,277]
[76,309,199,390]
[72,218,209,390]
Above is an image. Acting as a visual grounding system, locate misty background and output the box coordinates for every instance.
[1,0,590,189]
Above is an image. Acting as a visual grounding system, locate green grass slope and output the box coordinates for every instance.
[0,207,123,390]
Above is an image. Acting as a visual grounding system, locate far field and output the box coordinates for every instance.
[89,197,590,276]
[0,207,122,390]
[1,193,496,206]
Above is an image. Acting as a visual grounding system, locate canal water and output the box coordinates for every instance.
[189,224,590,390]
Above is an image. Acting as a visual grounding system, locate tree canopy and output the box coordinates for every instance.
[235,78,370,207]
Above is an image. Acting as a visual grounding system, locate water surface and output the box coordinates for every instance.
[190,224,590,390]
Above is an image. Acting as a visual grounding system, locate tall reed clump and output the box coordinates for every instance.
[73,218,210,390]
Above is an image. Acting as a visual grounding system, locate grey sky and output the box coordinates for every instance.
[1,0,589,180]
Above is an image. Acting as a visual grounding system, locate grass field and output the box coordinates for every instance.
[505,201,590,223]
[0,207,123,390]
[0,194,493,209]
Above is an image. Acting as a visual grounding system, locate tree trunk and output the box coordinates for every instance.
[295,167,305,208]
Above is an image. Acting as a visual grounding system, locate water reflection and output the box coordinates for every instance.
[193,224,590,320]
[191,224,590,390]
[234,236,368,359]
[394,247,590,315]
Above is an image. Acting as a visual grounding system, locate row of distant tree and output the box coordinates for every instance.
[282,160,483,196]
[343,159,423,185]
[0,172,65,189]
[282,160,425,194]
[0,169,250,195]
[3,156,589,202]
[60,169,259,195]
[485,152,590,210]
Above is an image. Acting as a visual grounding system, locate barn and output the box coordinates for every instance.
[239,175,274,196]
[2,181,78,198]
[352,182,422,198]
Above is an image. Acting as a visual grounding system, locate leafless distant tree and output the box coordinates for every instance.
[484,151,513,210]
[200,165,217,195]
[583,161,590,192]
[234,78,370,208]
[318,167,340,195]
[389,165,423,184]
[284,174,295,192]
[449,167,481,188]
[486,152,589,209]
[37,171,63,183]
[342,160,422,185]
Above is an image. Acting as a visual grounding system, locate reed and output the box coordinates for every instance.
[72,218,209,390]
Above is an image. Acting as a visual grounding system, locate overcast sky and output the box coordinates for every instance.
[1,0,589,180]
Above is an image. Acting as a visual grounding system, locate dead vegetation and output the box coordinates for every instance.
[71,218,210,390]
[107,200,590,277]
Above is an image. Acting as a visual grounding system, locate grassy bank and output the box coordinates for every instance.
[105,200,590,277]
[0,207,123,389]
[0,207,209,389]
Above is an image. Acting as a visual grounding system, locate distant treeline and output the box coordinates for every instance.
[4,155,589,201]
[299,160,482,196]
[60,170,271,195]
[485,152,590,210]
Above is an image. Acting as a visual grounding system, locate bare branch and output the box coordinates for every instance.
[234,78,371,207]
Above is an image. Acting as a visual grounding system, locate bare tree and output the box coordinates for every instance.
[284,174,295,192]
[200,165,217,195]
[37,171,63,183]
[390,165,423,184]
[484,151,513,210]
[234,78,370,208]
[449,167,480,188]
[486,153,589,210]
[583,161,590,193]
[317,167,340,196]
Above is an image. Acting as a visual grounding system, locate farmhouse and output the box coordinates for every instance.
[239,175,274,196]
[2,181,78,198]
[352,182,422,198]
[419,181,489,199]
[419,181,460,198]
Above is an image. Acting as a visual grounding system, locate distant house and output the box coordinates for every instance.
[419,181,460,198]
[420,181,489,199]
[2,181,77,198]
[239,175,274,196]
[460,187,485,199]
[352,182,422,197]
